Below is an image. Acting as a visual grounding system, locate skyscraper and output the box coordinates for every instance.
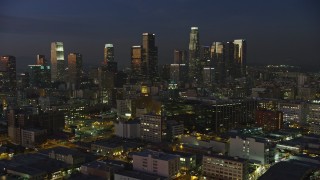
[188,27,201,84]
[131,45,143,77]
[104,44,114,63]
[36,55,47,66]
[142,33,158,80]
[211,42,224,83]
[0,55,16,94]
[50,42,65,82]
[103,44,117,73]
[68,53,82,89]
[233,39,247,77]
[224,41,235,78]
[173,50,186,64]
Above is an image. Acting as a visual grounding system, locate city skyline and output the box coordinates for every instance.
[0,0,319,71]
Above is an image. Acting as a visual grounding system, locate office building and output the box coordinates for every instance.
[103,44,117,73]
[142,33,158,80]
[50,42,65,82]
[104,44,114,63]
[131,45,143,77]
[229,135,275,165]
[132,150,180,178]
[36,55,47,66]
[173,49,186,64]
[188,27,201,84]
[114,119,140,139]
[210,42,224,83]
[0,55,16,94]
[203,66,215,86]
[68,53,82,89]
[140,114,164,143]
[278,101,307,125]
[233,39,247,77]
[21,128,47,148]
[28,65,50,88]
[202,154,248,180]
[98,65,114,105]
[255,109,283,131]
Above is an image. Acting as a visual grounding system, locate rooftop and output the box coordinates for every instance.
[132,150,179,161]
[259,160,318,180]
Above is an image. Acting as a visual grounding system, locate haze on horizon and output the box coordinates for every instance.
[0,0,319,71]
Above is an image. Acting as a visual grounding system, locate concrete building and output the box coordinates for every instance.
[255,109,283,131]
[114,170,167,180]
[140,114,164,143]
[132,150,179,178]
[80,160,127,179]
[166,120,184,139]
[202,154,248,180]
[67,53,82,89]
[91,141,123,157]
[114,119,140,139]
[278,101,307,124]
[21,128,47,148]
[50,42,65,82]
[48,147,85,165]
[229,135,275,165]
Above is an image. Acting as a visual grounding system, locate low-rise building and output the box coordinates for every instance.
[21,128,47,148]
[229,135,275,165]
[80,160,128,179]
[132,150,179,178]
[91,141,123,157]
[114,170,167,180]
[202,154,248,180]
[48,147,85,165]
[114,119,140,139]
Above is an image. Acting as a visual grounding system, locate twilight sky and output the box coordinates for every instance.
[0,0,319,71]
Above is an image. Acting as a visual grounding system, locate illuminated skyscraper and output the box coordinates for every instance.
[233,39,247,77]
[131,45,143,77]
[68,53,82,89]
[102,44,117,73]
[188,27,201,84]
[142,33,158,80]
[50,42,65,82]
[0,55,16,93]
[104,44,114,63]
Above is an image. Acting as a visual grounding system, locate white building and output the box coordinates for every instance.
[229,135,274,165]
[202,154,248,180]
[140,114,164,143]
[114,119,140,139]
[132,150,179,178]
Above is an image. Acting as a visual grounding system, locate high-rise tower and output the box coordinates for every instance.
[142,33,158,80]
[131,45,143,77]
[233,39,247,77]
[36,55,47,66]
[211,42,224,83]
[173,50,187,64]
[188,27,201,84]
[104,44,114,63]
[51,42,65,82]
[0,55,16,93]
[68,53,82,89]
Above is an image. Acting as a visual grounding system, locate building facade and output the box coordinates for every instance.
[202,154,248,180]
[50,42,65,82]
